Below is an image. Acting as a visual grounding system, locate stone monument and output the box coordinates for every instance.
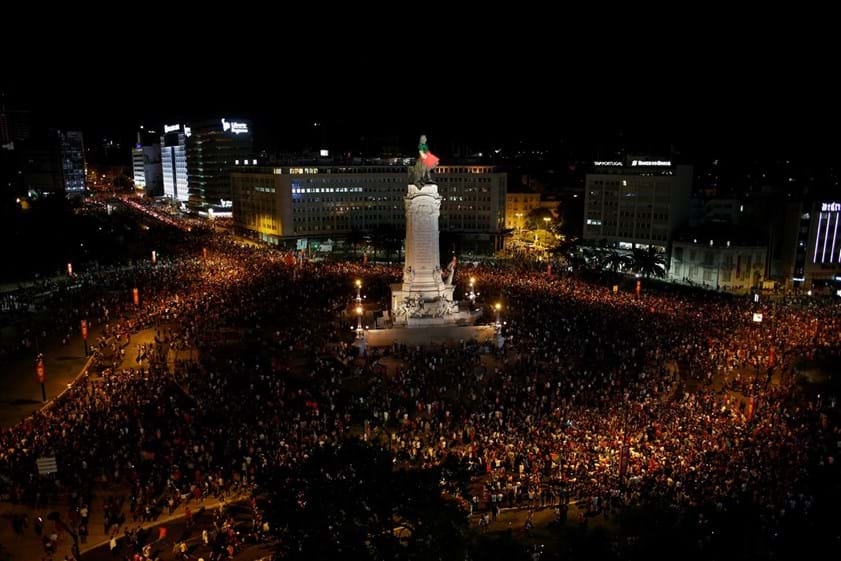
[390,136,473,326]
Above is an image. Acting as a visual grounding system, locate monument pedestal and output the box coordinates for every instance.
[390,183,471,327]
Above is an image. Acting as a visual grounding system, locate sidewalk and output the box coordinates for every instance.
[0,488,248,560]
[0,323,105,428]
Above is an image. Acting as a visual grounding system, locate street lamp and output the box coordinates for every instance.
[494,302,502,332]
[355,279,362,304]
[356,305,364,339]
[469,276,477,305]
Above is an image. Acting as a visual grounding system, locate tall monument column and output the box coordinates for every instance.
[402,184,446,291]
[390,134,473,326]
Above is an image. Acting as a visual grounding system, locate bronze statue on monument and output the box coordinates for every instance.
[408,134,440,188]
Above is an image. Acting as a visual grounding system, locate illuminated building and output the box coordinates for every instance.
[230,165,506,249]
[131,129,163,197]
[22,130,86,195]
[792,200,841,287]
[57,130,86,194]
[505,191,540,229]
[186,118,252,214]
[161,124,190,204]
[584,159,692,250]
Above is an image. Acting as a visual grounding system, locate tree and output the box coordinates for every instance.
[372,224,402,261]
[346,228,365,256]
[260,440,470,561]
[631,246,666,278]
[600,250,631,274]
[525,207,555,231]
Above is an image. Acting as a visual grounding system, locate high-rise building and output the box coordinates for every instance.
[230,164,506,250]
[186,118,253,212]
[583,158,693,250]
[131,129,163,197]
[57,130,86,194]
[0,92,32,148]
[161,124,190,204]
[21,130,86,195]
[795,200,841,288]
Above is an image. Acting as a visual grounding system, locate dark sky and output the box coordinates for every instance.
[4,32,840,162]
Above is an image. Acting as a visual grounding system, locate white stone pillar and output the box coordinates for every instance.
[402,184,445,292]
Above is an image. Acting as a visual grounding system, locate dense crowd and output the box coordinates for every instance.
[1,204,841,559]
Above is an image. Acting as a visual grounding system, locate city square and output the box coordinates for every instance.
[2,55,841,561]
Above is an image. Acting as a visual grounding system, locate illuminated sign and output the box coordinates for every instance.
[593,161,622,167]
[631,160,671,167]
[184,126,191,137]
[752,313,763,323]
[289,167,319,175]
[164,124,181,134]
[221,119,249,134]
[813,203,841,264]
[320,149,329,157]
[220,199,233,208]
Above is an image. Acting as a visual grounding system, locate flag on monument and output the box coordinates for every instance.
[422,152,439,169]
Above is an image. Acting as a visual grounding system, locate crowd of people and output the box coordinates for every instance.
[1,200,841,559]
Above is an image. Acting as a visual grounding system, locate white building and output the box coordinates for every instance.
[131,132,163,197]
[669,227,767,294]
[584,160,693,250]
[160,124,190,204]
[230,165,506,249]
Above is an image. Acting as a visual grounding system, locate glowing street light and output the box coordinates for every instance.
[469,276,477,304]
[494,302,502,332]
[356,305,364,338]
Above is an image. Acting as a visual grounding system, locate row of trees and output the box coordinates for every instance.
[259,440,534,561]
[563,245,667,278]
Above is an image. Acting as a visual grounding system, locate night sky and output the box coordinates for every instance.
[4,36,840,163]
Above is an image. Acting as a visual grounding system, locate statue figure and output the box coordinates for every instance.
[445,255,457,286]
[398,298,412,321]
[408,134,440,187]
[417,295,425,316]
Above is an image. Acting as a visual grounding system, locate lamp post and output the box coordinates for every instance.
[542,216,552,259]
[354,279,364,339]
[494,302,502,332]
[469,276,477,305]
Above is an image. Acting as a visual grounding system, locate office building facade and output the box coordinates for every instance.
[668,225,767,294]
[131,130,163,197]
[57,130,86,194]
[583,160,693,250]
[161,124,190,204]
[796,200,841,287]
[186,118,252,212]
[231,165,506,248]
